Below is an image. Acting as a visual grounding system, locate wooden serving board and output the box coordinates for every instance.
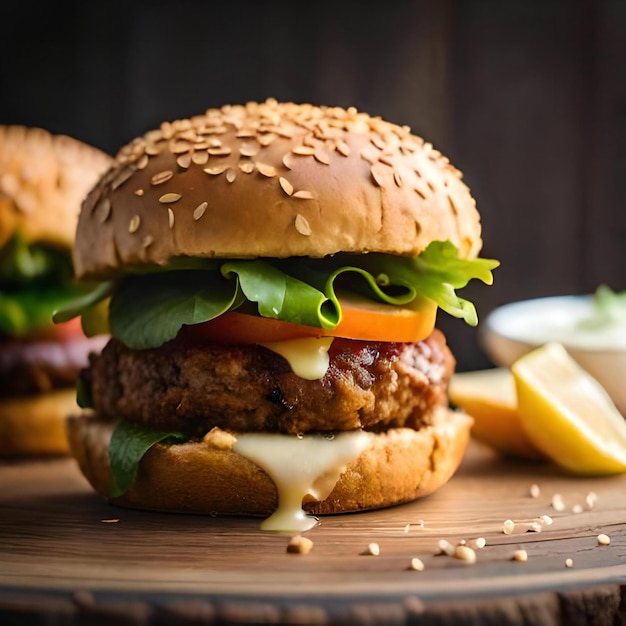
[1,440,626,625]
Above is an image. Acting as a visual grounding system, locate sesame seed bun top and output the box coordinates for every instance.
[0,125,113,251]
[73,99,483,280]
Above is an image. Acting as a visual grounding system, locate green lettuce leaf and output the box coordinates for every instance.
[109,420,187,498]
[349,241,499,326]
[222,259,340,328]
[52,281,114,324]
[0,231,73,287]
[54,241,499,349]
[109,270,244,349]
[0,285,86,336]
[0,231,86,336]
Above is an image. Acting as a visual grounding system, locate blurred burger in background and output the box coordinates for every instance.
[57,100,498,531]
[0,125,112,455]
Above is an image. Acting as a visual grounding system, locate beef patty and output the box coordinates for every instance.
[84,329,455,437]
[0,334,108,398]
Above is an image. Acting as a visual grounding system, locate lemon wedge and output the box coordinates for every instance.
[512,342,626,475]
[449,369,545,459]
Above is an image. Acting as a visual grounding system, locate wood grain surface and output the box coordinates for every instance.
[1,440,626,625]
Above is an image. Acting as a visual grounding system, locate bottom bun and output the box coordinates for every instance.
[0,389,80,456]
[67,408,473,517]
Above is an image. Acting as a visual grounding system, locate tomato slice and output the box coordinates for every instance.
[180,295,438,344]
[28,316,86,342]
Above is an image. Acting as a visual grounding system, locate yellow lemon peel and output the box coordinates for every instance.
[512,342,626,475]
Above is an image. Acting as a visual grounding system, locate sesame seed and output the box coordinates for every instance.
[239,143,260,157]
[208,147,232,156]
[112,167,134,190]
[191,151,209,165]
[256,163,277,177]
[363,543,380,556]
[151,171,174,186]
[142,235,153,248]
[282,153,295,169]
[177,154,192,169]
[236,129,256,139]
[393,171,403,187]
[370,135,387,150]
[454,545,476,563]
[295,214,312,235]
[279,177,294,196]
[286,535,314,555]
[134,189,144,197]
[167,207,175,228]
[552,494,565,512]
[370,163,390,187]
[145,143,162,156]
[597,533,611,546]
[204,166,226,175]
[136,154,149,170]
[503,519,516,535]
[473,537,486,549]
[314,148,331,165]
[238,161,256,174]
[539,514,553,526]
[257,133,277,146]
[193,202,208,221]
[93,198,111,224]
[159,192,182,204]
[225,168,236,183]
[336,139,350,157]
[292,145,316,156]
[293,190,315,200]
[408,557,425,571]
[360,146,380,163]
[529,484,541,498]
[586,492,598,509]
[170,140,191,154]
[128,215,141,233]
[565,558,574,568]
[437,539,454,556]
[512,549,528,562]
[572,504,583,514]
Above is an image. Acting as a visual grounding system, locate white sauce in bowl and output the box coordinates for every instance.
[485,296,626,351]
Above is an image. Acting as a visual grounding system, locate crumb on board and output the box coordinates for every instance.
[453,545,476,563]
[512,549,528,562]
[362,542,380,556]
[286,535,314,555]
[409,557,425,571]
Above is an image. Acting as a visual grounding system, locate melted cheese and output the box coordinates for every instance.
[233,430,371,533]
[260,336,334,380]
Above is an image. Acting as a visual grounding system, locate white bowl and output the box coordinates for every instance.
[480,295,626,415]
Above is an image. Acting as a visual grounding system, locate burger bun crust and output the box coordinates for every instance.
[66,408,473,516]
[0,389,82,456]
[74,100,483,279]
[0,125,112,250]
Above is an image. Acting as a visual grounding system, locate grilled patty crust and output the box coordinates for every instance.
[83,329,454,437]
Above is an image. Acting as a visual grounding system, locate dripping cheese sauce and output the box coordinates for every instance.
[231,335,369,533]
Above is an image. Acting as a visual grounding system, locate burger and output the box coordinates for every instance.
[0,125,112,455]
[56,100,498,532]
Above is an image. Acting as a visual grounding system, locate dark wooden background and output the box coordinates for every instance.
[1,0,623,371]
